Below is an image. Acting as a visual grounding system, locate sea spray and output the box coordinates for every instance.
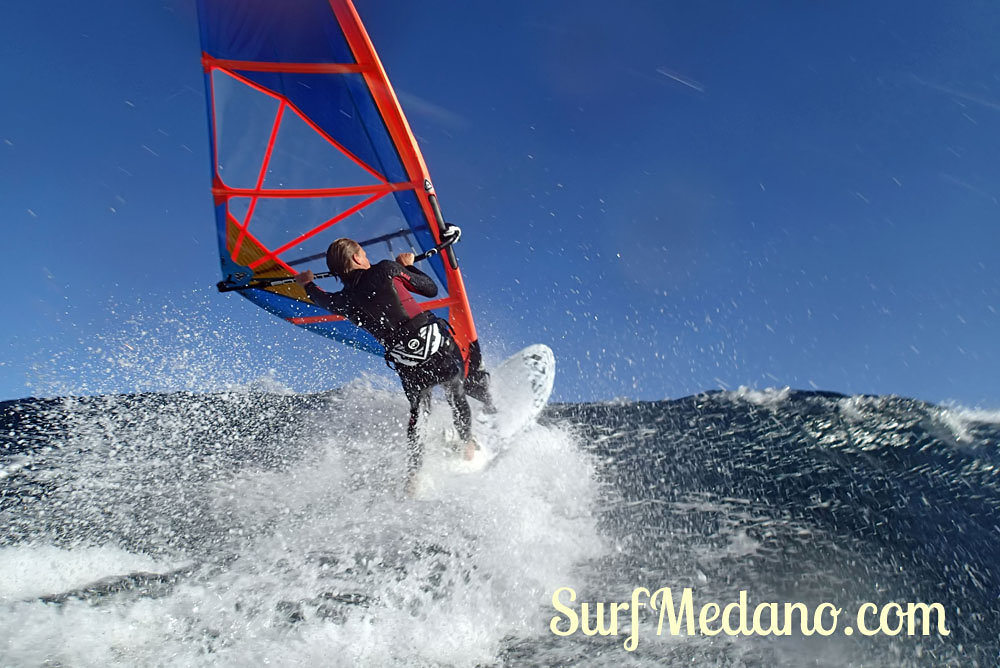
[1,385,603,666]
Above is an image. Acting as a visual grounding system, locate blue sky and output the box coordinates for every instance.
[2,1,998,405]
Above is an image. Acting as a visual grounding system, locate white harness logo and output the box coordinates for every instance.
[388,321,444,367]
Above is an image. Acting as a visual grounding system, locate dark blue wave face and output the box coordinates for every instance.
[1,389,997,665]
[545,391,1000,665]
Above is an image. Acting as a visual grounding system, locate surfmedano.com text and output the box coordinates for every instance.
[549,587,951,651]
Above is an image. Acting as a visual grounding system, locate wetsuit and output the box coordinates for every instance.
[304,260,471,475]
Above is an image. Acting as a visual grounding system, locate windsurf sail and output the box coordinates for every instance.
[196,0,479,363]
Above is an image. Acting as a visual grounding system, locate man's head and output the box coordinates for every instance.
[326,238,370,277]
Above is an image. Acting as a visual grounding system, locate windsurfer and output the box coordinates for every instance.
[295,238,478,492]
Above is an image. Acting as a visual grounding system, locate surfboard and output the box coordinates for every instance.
[478,344,555,438]
[447,344,555,473]
[407,344,554,498]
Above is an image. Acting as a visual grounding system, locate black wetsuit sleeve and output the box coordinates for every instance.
[398,263,438,298]
[304,282,349,314]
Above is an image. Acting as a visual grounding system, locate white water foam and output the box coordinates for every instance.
[0,384,603,666]
[730,386,792,406]
[0,545,178,601]
[935,403,1000,443]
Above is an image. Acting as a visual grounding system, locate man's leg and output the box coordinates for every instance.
[443,375,472,441]
[405,384,432,476]
[463,339,496,413]
[443,374,478,460]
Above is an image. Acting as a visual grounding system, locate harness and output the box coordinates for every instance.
[384,311,456,371]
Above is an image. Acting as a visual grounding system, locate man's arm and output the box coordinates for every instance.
[393,254,438,298]
[295,271,348,314]
[305,283,349,313]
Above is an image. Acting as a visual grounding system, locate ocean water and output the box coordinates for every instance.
[1,386,998,666]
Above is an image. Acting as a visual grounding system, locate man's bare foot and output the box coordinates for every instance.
[463,439,480,460]
[404,473,419,497]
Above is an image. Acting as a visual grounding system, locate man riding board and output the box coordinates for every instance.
[295,238,488,492]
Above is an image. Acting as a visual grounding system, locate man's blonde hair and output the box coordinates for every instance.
[326,238,361,278]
